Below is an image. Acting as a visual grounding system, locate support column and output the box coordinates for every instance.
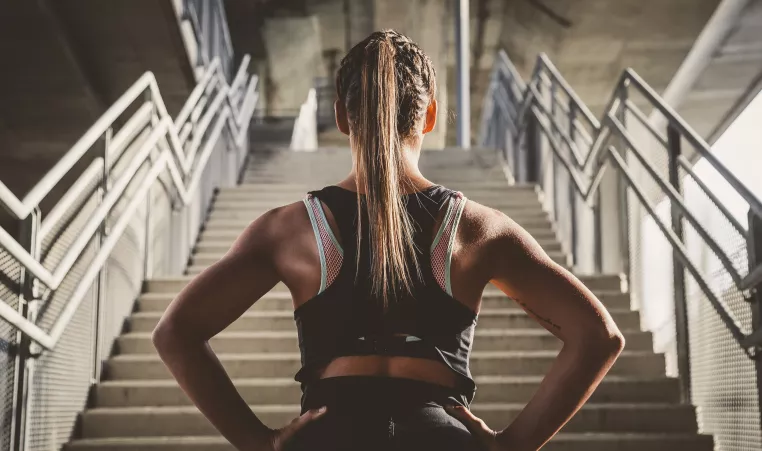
[455,0,470,148]
[375,0,448,149]
[598,164,625,274]
[346,0,374,48]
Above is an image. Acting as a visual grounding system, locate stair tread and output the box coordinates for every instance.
[131,307,635,318]
[121,328,644,339]
[139,288,624,297]
[67,432,713,444]
[85,402,693,414]
[98,374,675,387]
[111,350,657,361]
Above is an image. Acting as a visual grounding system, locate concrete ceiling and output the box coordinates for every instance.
[499,0,722,113]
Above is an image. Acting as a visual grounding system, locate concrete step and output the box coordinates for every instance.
[95,375,680,408]
[129,308,642,333]
[199,219,558,240]
[106,351,664,380]
[79,402,698,437]
[135,289,632,313]
[196,223,557,243]
[190,229,560,250]
[65,432,714,451]
[204,202,549,219]
[142,277,623,298]
[240,175,514,186]
[203,210,551,230]
[117,327,651,355]
[193,238,564,255]
[213,188,542,203]
[188,249,569,269]
[222,181,538,194]
[243,166,507,177]
[210,197,547,211]
[218,183,316,194]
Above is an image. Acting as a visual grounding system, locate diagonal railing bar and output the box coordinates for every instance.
[607,113,745,289]
[482,49,762,357]
[0,54,259,350]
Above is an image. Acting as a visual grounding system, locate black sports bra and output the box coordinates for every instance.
[294,185,478,406]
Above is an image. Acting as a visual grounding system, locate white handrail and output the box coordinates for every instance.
[291,88,318,151]
[0,54,259,350]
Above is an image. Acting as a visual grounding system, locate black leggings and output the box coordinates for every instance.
[284,376,482,451]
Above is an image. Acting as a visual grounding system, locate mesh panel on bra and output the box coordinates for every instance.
[431,193,464,293]
[307,194,343,288]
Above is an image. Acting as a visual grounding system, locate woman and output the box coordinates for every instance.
[152,30,625,451]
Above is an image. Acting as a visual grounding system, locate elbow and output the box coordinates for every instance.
[595,328,626,358]
[605,330,626,356]
[152,318,182,357]
[573,328,626,360]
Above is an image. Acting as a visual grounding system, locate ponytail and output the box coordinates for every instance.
[354,36,420,304]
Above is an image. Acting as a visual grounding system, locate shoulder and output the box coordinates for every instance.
[231,200,312,255]
[457,198,513,248]
[458,197,545,275]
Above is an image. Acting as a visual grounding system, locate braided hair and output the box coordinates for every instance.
[335,30,437,304]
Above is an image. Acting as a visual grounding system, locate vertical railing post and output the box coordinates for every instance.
[616,83,632,286]
[568,103,578,267]
[667,123,691,403]
[747,211,762,437]
[524,75,542,185]
[550,81,559,225]
[10,210,40,451]
[92,128,112,384]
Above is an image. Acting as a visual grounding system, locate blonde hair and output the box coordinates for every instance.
[336,30,436,303]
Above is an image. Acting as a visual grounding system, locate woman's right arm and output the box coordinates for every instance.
[152,206,325,450]
[450,209,625,451]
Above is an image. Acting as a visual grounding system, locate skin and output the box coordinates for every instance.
[153,99,625,451]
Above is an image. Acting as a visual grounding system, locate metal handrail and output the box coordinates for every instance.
[0,55,258,351]
[482,50,762,356]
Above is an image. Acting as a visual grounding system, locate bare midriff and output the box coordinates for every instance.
[317,355,460,388]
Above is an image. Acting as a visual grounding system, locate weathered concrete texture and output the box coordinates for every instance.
[376,0,449,149]
[52,0,195,116]
[346,0,375,49]
[262,16,327,114]
[500,0,721,113]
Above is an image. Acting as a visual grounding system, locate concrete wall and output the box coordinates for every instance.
[262,16,327,114]
[376,0,449,149]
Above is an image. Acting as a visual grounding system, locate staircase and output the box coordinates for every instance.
[65,148,713,450]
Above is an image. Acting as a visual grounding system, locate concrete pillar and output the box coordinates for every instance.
[347,0,374,48]
[598,167,627,275]
[262,16,327,115]
[375,0,448,149]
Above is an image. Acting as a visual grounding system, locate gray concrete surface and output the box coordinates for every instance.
[262,16,327,114]
[499,0,721,114]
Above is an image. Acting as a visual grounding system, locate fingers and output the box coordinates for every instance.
[274,407,328,450]
[292,406,328,430]
[445,405,496,439]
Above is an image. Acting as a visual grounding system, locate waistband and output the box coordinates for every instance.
[300,376,469,414]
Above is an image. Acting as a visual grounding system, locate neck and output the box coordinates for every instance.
[340,142,431,194]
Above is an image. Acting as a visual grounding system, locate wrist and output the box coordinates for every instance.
[241,425,275,451]
[495,427,534,451]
